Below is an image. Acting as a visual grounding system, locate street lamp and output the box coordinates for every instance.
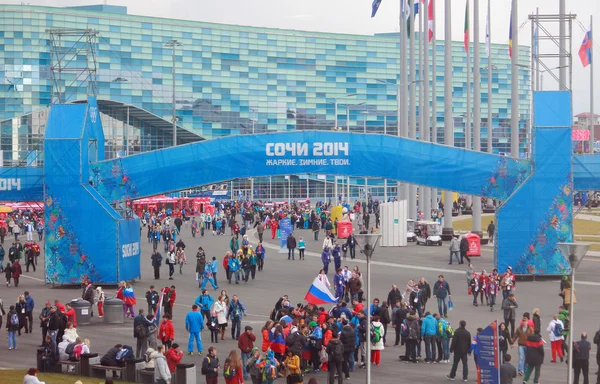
[345,102,366,203]
[354,233,382,384]
[557,242,590,384]
[333,93,357,130]
[165,39,182,147]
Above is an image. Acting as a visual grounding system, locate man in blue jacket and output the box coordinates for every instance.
[432,275,452,318]
[24,291,35,334]
[185,304,204,355]
[194,290,214,324]
[421,311,438,363]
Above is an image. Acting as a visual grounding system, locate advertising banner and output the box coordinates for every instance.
[477,320,500,384]
[279,217,293,252]
[118,218,141,281]
[330,206,343,234]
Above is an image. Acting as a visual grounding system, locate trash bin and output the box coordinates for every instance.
[80,353,100,377]
[104,297,125,324]
[70,299,92,325]
[125,358,146,382]
[176,363,196,384]
[36,348,44,371]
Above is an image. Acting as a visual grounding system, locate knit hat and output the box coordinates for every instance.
[309,321,318,327]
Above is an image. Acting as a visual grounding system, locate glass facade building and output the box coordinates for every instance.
[0,4,530,199]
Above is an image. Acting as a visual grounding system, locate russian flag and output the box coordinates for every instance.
[304,277,338,305]
[579,30,592,67]
[154,288,165,325]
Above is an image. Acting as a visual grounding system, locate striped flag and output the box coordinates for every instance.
[579,30,592,67]
[427,0,433,42]
[463,0,469,52]
[413,0,419,18]
[371,0,382,18]
[154,288,165,325]
[305,277,338,305]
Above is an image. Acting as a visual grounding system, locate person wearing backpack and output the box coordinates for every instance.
[370,315,385,366]
[134,309,150,358]
[223,350,244,384]
[546,314,565,363]
[202,346,220,384]
[326,330,345,384]
[6,304,19,350]
[255,350,279,384]
[436,314,453,363]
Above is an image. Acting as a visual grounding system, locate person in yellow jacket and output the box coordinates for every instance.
[282,349,302,384]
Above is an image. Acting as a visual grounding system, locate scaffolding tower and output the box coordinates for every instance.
[46,28,99,104]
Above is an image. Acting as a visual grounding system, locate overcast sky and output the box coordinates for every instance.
[6,0,599,116]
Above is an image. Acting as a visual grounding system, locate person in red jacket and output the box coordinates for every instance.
[163,286,177,318]
[64,303,77,327]
[54,299,65,313]
[159,314,175,350]
[270,219,278,239]
[223,253,230,283]
[237,326,256,380]
[166,343,183,373]
[11,260,22,287]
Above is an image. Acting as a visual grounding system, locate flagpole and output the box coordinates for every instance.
[590,15,595,154]
[465,0,472,211]
[536,8,540,91]
[487,0,492,154]
[400,0,409,202]
[510,0,519,159]
[409,0,417,220]
[443,0,454,237]
[431,0,437,211]
[423,0,431,219]
[472,0,482,236]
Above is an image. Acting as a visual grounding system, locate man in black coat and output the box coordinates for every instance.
[285,326,307,358]
[100,344,123,366]
[448,320,472,381]
[387,285,402,310]
[573,332,591,384]
[523,333,545,384]
[345,234,356,259]
[460,236,471,264]
[286,234,297,260]
[340,320,356,379]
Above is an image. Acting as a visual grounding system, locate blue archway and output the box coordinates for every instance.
[0,91,580,283]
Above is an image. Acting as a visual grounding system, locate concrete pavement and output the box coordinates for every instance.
[1,222,599,384]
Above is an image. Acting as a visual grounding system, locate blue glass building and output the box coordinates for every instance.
[0,4,530,198]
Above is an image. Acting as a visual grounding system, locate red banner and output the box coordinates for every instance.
[572,129,591,141]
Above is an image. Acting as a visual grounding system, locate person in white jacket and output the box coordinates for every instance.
[213,296,228,341]
[546,314,565,363]
[153,345,171,384]
[23,368,45,384]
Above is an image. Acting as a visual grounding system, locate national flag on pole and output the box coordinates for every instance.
[485,8,490,56]
[154,288,165,325]
[508,7,513,58]
[304,277,338,305]
[533,21,539,58]
[263,215,270,227]
[427,0,433,42]
[413,0,419,18]
[463,0,469,53]
[579,30,592,67]
[371,0,382,18]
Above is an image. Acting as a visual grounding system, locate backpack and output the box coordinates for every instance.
[72,344,84,360]
[445,323,455,338]
[329,340,344,361]
[223,359,237,379]
[401,320,409,337]
[135,323,146,338]
[370,324,382,344]
[201,356,210,375]
[407,321,418,340]
[10,312,19,327]
[553,322,564,337]
[263,363,277,381]
[117,346,134,361]
[65,342,77,358]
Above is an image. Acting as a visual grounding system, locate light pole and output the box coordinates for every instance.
[362,111,369,205]
[557,242,590,384]
[165,39,182,147]
[354,233,382,384]
[333,93,357,130]
[346,102,366,203]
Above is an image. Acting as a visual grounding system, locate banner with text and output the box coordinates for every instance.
[477,320,499,384]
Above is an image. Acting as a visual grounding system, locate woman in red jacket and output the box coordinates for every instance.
[321,322,333,372]
[159,313,175,350]
[261,320,274,352]
[224,350,245,384]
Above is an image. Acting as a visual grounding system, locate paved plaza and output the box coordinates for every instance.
[2,221,600,383]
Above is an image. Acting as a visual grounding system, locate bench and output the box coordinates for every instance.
[56,360,81,375]
[90,364,125,380]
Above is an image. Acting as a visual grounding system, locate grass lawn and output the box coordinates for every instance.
[454,216,600,236]
[2,370,127,384]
